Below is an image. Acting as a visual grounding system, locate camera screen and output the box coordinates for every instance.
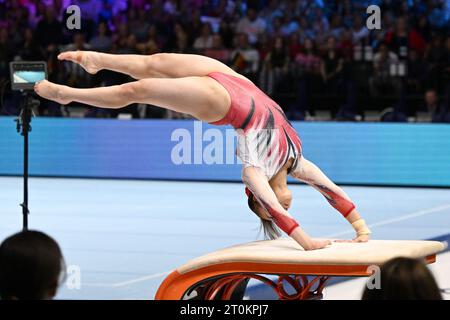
[10,61,47,91]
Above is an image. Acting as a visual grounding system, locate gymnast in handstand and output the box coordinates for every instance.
[35,52,371,250]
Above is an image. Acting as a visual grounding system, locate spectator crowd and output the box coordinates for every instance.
[0,0,449,122]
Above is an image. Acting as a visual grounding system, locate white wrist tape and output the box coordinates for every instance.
[351,219,372,236]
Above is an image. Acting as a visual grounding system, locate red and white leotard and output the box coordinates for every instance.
[207,72,355,237]
[208,72,302,179]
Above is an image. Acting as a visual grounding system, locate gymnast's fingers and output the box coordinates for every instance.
[334,239,355,243]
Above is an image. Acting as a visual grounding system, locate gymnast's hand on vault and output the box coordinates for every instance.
[334,234,370,243]
[308,239,332,250]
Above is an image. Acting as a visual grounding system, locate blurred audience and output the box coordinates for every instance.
[0,0,448,121]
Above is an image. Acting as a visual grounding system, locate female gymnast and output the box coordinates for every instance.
[34,51,371,250]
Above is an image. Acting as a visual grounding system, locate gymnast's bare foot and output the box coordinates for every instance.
[58,50,101,74]
[34,80,71,105]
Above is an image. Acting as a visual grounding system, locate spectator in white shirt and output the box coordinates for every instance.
[236,8,266,45]
[193,23,214,51]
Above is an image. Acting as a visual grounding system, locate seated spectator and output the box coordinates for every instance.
[136,24,162,55]
[0,28,14,80]
[320,36,344,118]
[128,8,150,42]
[362,257,442,300]
[384,16,426,59]
[259,37,289,96]
[370,43,400,97]
[425,35,447,93]
[328,13,344,40]
[203,34,230,64]
[34,6,63,51]
[90,22,113,53]
[0,230,66,300]
[406,49,427,114]
[236,8,266,45]
[424,89,450,123]
[193,23,214,51]
[218,20,235,49]
[351,14,369,45]
[291,38,322,119]
[287,32,303,60]
[230,34,260,82]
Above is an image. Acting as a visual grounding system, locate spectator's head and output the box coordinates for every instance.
[326,36,337,50]
[24,27,34,43]
[201,23,212,38]
[362,257,442,300]
[273,36,284,51]
[97,22,108,37]
[36,2,47,18]
[431,35,443,48]
[73,33,85,49]
[211,34,223,49]
[119,22,130,37]
[377,42,390,57]
[425,89,439,109]
[0,230,65,300]
[127,34,138,49]
[299,17,309,29]
[330,13,342,29]
[247,8,257,22]
[408,48,419,61]
[304,37,316,53]
[237,33,249,48]
[148,24,158,39]
[268,0,278,10]
[173,22,185,38]
[0,28,8,43]
[45,6,56,22]
[353,14,363,29]
[395,16,408,34]
[128,7,137,21]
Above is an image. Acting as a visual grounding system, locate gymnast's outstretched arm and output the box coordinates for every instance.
[291,157,371,242]
[58,51,246,80]
[242,166,332,250]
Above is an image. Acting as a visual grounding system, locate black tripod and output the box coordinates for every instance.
[15,92,40,231]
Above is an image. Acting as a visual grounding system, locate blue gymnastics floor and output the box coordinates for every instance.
[0,177,449,300]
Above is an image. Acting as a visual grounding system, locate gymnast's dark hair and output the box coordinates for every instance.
[362,257,442,300]
[0,230,66,300]
[247,194,281,240]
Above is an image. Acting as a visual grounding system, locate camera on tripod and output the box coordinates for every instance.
[9,61,47,230]
[9,61,47,91]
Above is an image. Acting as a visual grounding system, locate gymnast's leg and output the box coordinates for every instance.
[292,156,371,242]
[34,76,231,123]
[58,51,245,80]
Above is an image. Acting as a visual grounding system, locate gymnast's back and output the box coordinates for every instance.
[207,72,302,179]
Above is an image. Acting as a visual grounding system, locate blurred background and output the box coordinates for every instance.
[0,0,449,122]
